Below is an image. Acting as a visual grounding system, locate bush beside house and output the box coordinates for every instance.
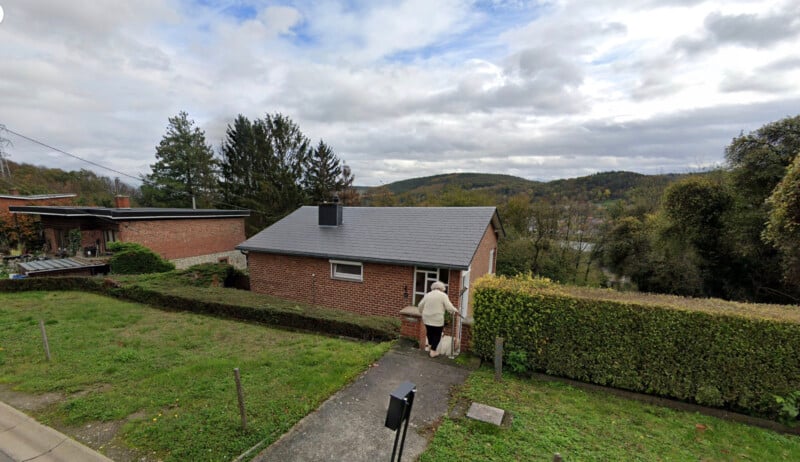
[472,274,800,420]
[107,242,175,274]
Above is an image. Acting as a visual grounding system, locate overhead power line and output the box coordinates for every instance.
[0,126,274,216]
[3,126,145,185]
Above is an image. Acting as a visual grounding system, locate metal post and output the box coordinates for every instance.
[389,399,405,461]
[391,388,416,462]
[234,368,247,430]
[39,320,51,362]
[494,337,504,381]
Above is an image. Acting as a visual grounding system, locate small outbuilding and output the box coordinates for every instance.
[237,203,504,352]
[10,196,250,269]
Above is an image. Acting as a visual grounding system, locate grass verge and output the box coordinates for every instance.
[0,291,391,461]
[421,368,800,461]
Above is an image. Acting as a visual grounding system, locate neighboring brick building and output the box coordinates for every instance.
[9,196,250,270]
[237,204,504,353]
[0,191,77,212]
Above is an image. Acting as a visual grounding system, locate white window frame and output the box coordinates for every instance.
[330,259,363,282]
[489,248,496,274]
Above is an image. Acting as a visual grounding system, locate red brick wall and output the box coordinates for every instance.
[248,253,415,318]
[117,218,246,260]
[465,223,499,316]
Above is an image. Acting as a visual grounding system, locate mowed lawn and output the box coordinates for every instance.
[422,368,800,462]
[0,291,391,461]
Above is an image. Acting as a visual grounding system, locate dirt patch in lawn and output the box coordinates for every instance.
[65,410,149,462]
[0,384,63,412]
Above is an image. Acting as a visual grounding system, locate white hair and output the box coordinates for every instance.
[431,281,447,291]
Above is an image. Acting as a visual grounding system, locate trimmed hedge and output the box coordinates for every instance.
[0,276,398,341]
[107,242,175,274]
[472,274,800,420]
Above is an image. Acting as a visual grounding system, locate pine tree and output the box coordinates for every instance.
[142,111,217,208]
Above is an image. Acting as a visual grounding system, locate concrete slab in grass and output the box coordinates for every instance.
[466,402,505,426]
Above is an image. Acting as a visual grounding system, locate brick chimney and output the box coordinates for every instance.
[114,195,131,208]
[10,188,19,196]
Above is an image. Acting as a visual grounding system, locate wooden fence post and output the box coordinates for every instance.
[494,337,504,381]
[234,368,247,430]
[553,453,563,462]
[39,320,51,362]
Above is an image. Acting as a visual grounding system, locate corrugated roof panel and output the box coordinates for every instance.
[18,258,103,274]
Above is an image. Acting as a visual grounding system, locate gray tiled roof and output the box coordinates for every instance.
[237,206,502,270]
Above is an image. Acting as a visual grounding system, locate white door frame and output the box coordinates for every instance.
[456,266,471,355]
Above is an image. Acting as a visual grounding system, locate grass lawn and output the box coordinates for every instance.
[421,368,800,461]
[0,291,391,461]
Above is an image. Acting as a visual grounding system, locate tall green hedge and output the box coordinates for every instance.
[472,274,800,419]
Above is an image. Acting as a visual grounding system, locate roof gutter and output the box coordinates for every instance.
[234,247,470,271]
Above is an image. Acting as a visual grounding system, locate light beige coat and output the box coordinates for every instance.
[418,289,458,327]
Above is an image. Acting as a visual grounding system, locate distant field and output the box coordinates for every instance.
[421,369,800,461]
[0,291,391,461]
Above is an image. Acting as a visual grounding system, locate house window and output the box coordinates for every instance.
[489,248,495,274]
[330,260,363,282]
[103,229,116,244]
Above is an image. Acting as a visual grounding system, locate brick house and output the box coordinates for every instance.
[0,191,76,212]
[9,196,250,270]
[237,203,504,352]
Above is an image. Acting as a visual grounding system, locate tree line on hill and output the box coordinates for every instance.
[494,115,800,304]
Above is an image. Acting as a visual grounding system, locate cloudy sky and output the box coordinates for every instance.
[0,0,799,187]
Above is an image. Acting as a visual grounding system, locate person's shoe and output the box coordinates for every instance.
[429,350,439,358]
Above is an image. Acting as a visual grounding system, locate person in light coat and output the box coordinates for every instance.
[418,281,459,357]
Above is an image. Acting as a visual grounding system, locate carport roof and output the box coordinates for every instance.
[18,258,107,275]
[9,205,249,220]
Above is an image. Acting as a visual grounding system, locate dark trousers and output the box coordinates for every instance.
[425,324,444,350]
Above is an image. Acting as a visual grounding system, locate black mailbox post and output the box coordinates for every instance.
[385,381,416,461]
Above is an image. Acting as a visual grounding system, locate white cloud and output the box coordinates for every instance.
[0,0,798,189]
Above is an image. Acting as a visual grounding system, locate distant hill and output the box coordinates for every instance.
[384,172,539,196]
[363,171,693,205]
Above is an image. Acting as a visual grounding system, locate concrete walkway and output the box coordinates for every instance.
[252,342,472,462]
[0,401,112,462]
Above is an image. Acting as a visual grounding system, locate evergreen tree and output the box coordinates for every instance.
[262,113,311,215]
[142,111,217,208]
[305,140,343,204]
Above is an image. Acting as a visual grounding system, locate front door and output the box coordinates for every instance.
[413,267,449,306]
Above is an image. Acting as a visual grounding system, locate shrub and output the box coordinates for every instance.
[176,263,244,287]
[107,242,175,274]
[472,274,800,420]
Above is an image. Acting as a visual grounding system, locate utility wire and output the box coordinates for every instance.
[0,126,278,217]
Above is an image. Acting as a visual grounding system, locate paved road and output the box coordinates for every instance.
[0,401,112,462]
[252,343,472,462]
